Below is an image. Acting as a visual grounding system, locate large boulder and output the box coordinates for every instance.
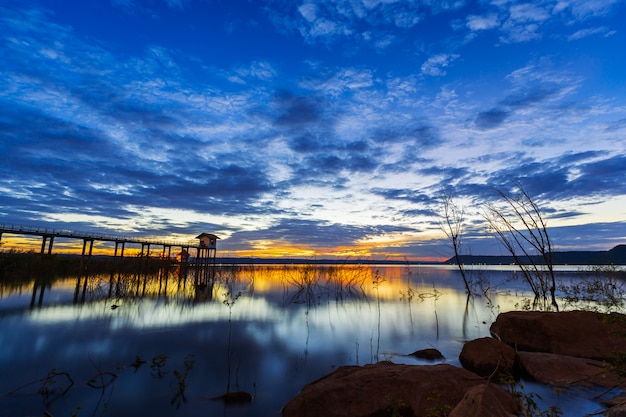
[281,361,518,417]
[517,351,624,388]
[459,337,517,382]
[490,310,626,360]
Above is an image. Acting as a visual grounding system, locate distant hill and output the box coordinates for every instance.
[446,245,626,265]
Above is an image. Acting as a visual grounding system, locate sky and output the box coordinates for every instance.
[1,0,626,261]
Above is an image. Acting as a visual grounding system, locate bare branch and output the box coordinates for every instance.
[484,183,558,309]
[439,193,472,294]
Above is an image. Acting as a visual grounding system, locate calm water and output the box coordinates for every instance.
[0,264,621,416]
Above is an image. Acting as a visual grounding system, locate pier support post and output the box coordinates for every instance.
[80,239,94,270]
[140,243,151,258]
[39,235,55,256]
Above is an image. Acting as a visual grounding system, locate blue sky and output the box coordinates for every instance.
[1,0,625,260]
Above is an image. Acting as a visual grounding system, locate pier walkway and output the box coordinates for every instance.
[0,223,200,260]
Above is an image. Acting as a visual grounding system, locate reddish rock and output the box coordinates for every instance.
[604,393,626,408]
[281,361,518,417]
[604,394,626,417]
[410,348,444,361]
[490,310,626,361]
[518,351,624,388]
[607,405,626,417]
[449,384,518,417]
[459,337,517,382]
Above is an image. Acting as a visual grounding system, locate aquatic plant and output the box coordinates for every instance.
[503,376,563,417]
[560,265,626,313]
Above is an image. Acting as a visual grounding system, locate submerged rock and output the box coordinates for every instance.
[212,391,253,404]
[409,348,444,361]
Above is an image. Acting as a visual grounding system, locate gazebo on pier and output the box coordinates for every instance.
[194,233,220,283]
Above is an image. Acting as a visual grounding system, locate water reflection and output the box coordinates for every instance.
[0,263,618,416]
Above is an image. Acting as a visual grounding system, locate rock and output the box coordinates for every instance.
[449,384,518,417]
[518,351,624,388]
[459,337,517,382]
[606,404,626,417]
[281,361,518,417]
[490,310,626,361]
[604,393,626,408]
[213,391,253,404]
[604,394,626,417]
[409,348,444,360]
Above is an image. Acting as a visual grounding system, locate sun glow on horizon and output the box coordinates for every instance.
[0,228,449,261]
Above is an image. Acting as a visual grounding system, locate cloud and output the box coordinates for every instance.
[420,53,460,76]
[483,0,623,44]
[300,152,379,177]
[474,108,510,129]
[473,63,576,130]
[268,0,459,47]
[111,0,139,13]
[307,17,344,38]
[228,60,277,84]
[485,1,551,43]
[501,86,560,108]
[499,22,542,43]
[479,152,626,204]
[571,155,626,194]
[273,91,326,127]
[563,0,624,19]
[605,118,626,132]
[508,3,551,23]
[298,3,317,22]
[112,0,186,14]
[299,67,375,95]
[0,5,285,226]
[567,26,611,41]
[164,0,186,10]
[393,10,422,28]
[370,188,434,205]
[371,121,443,152]
[287,132,328,153]
[557,151,603,165]
[466,13,499,31]
[222,217,407,252]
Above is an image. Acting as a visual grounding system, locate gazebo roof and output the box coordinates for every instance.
[195,233,220,239]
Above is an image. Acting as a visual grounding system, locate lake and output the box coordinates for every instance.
[0,263,622,416]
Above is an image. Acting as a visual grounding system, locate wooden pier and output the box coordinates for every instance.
[0,224,218,273]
